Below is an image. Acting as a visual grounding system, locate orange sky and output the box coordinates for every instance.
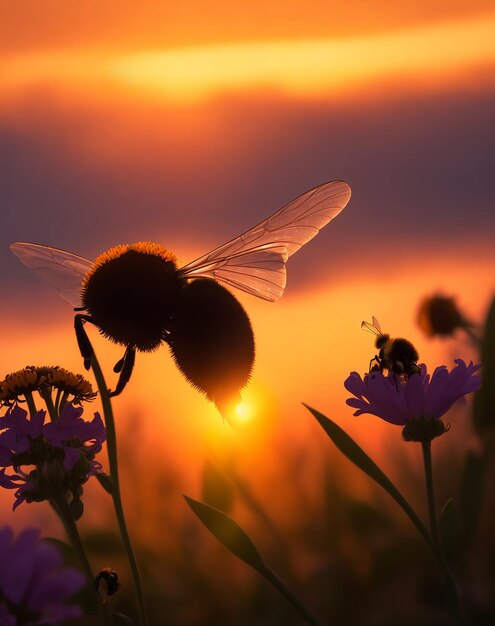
[1,2,494,532]
[3,10,495,104]
[1,0,494,52]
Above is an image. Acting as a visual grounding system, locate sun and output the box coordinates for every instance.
[234,400,253,424]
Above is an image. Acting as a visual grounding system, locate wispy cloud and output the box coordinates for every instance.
[3,13,495,102]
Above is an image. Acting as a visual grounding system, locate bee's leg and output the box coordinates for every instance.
[109,347,136,397]
[368,355,380,372]
[74,314,97,370]
[113,354,126,373]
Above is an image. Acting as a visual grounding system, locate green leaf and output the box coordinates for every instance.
[184,496,323,625]
[305,404,433,548]
[439,499,461,563]
[184,495,266,574]
[474,295,495,434]
[95,472,113,494]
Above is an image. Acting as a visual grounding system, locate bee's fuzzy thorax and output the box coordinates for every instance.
[85,242,177,280]
[384,337,419,363]
[81,242,183,351]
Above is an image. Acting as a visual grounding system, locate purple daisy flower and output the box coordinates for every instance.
[345,359,482,442]
[0,526,85,625]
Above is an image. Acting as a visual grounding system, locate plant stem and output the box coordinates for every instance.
[262,566,322,626]
[51,498,111,626]
[421,442,467,625]
[422,442,439,546]
[462,323,481,348]
[90,353,149,626]
[24,391,37,417]
[59,391,69,412]
[39,387,58,421]
[54,388,62,415]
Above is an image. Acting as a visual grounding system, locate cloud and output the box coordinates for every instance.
[2,82,494,300]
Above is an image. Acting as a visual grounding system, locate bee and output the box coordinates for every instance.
[11,180,351,415]
[361,316,420,378]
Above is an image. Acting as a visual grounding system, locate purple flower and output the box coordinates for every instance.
[43,403,106,473]
[0,468,37,510]
[0,526,85,625]
[0,404,106,510]
[0,406,45,461]
[345,359,482,441]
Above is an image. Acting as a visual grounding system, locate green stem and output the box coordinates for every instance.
[421,442,467,625]
[51,498,111,626]
[462,323,481,348]
[24,391,37,417]
[54,388,62,415]
[262,566,321,626]
[59,391,69,412]
[90,353,149,626]
[39,386,58,422]
[422,442,439,546]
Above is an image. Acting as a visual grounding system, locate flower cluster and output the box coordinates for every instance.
[0,403,106,513]
[0,526,85,625]
[0,366,96,408]
[345,359,481,442]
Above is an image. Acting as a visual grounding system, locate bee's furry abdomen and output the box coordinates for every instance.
[169,279,255,407]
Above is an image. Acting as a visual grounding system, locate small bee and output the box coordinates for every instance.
[361,316,420,378]
[11,180,351,415]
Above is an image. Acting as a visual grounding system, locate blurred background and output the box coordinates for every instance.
[1,2,495,624]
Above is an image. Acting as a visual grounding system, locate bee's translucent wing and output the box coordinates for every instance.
[372,315,381,332]
[361,317,382,337]
[10,242,92,307]
[178,180,351,301]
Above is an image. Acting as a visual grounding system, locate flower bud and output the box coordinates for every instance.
[95,568,120,601]
[417,294,466,337]
[402,417,450,443]
[70,497,84,521]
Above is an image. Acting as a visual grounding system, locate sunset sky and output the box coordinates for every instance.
[1,2,494,522]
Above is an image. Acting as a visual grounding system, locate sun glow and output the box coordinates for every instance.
[234,401,253,424]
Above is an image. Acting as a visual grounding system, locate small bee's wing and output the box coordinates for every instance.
[10,242,93,307]
[361,317,382,337]
[371,315,381,332]
[178,180,351,301]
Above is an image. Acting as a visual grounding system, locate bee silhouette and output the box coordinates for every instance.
[362,316,420,379]
[11,180,351,416]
